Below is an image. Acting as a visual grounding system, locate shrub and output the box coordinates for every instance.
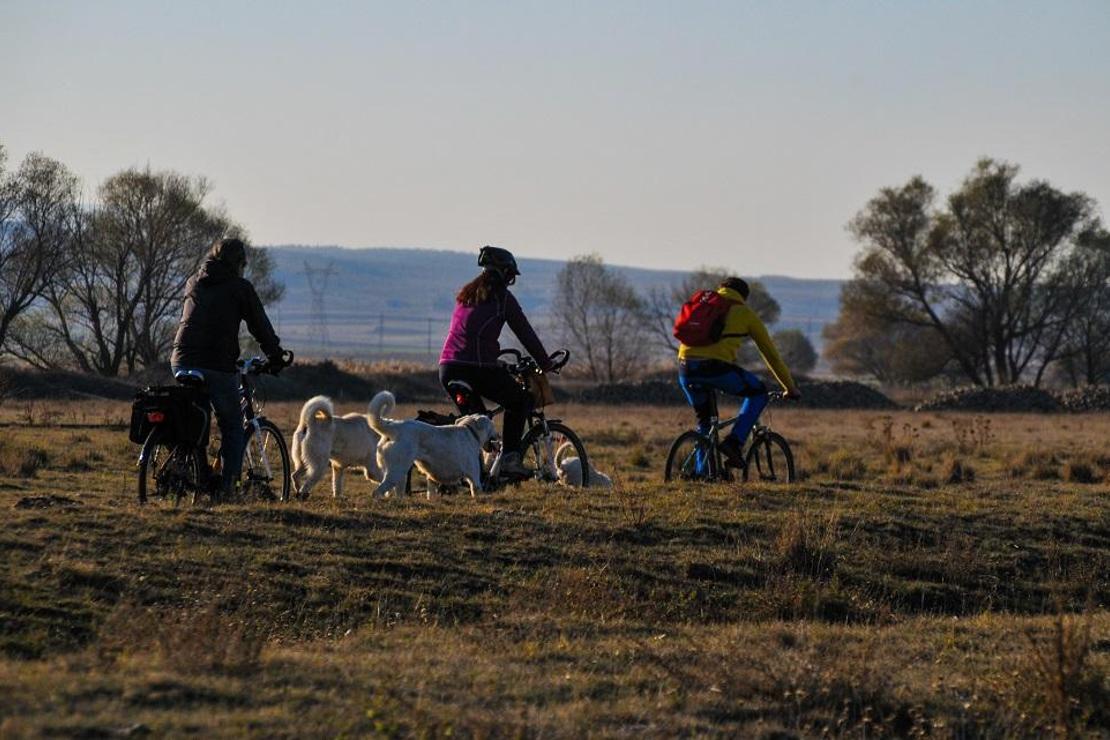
[0,443,50,478]
[1062,459,1099,484]
[823,449,867,481]
[943,456,976,484]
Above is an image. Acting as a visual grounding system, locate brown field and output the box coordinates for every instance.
[1,400,1108,738]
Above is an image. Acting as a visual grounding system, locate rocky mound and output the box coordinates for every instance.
[915,385,1062,413]
[791,380,899,410]
[1054,385,1110,413]
[0,367,137,401]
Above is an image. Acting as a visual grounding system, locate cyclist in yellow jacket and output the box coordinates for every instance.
[678,277,801,469]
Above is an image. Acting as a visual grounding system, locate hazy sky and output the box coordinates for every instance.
[3,1,1109,278]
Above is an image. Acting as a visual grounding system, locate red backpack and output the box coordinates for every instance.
[672,290,740,346]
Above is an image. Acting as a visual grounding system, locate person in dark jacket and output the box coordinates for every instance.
[170,238,286,497]
[439,246,552,477]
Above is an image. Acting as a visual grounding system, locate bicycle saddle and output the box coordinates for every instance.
[174,369,207,388]
[446,380,487,414]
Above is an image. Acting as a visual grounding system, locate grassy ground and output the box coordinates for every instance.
[0,401,1108,737]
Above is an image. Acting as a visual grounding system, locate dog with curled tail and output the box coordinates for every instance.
[290,395,382,498]
[367,390,498,498]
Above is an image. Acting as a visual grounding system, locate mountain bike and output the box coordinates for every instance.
[134,352,294,505]
[664,389,796,484]
[415,348,591,491]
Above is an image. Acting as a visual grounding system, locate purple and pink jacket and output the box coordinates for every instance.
[439,288,551,369]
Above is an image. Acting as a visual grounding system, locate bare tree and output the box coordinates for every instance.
[643,266,781,354]
[12,168,235,375]
[1055,233,1110,385]
[846,159,1102,386]
[0,148,76,355]
[552,254,648,382]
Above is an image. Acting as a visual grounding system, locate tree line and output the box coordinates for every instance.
[824,158,1110,388]
[551,256,817,382]
[0,142,281,377]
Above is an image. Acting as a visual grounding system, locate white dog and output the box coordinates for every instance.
[290,396,383,498]
[556,442,613,488]
[367,390,498,498]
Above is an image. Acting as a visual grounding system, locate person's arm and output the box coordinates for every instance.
[504,292,552,369]
[746,310,798,393]
[241,281,282,357]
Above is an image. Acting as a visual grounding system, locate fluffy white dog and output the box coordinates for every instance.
[368,390,498,498]
[556,442,613,488]
[290,396,382,498]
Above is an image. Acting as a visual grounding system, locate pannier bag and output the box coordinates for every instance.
[672,290,740,347]
[129,386,210,447]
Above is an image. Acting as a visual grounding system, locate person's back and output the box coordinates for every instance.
[171,240,281,372]
[170,238,286,499]
[676,277,800,470]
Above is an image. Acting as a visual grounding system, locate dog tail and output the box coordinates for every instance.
[299,395,335,432]
[367,390,398,439]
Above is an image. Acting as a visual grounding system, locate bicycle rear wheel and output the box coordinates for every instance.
[242,419,292,502]
[138,429,204,506]
[520,421,590,487]
[664,430,717,482]
[742,431,795,483]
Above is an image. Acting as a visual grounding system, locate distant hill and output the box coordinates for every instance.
[264,245,844,360]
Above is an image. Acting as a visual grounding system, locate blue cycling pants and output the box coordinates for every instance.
[678,359,769,444]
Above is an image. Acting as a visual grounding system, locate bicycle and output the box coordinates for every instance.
[134,351,295,505]
[417,348,591,491]
[663,389,796,484]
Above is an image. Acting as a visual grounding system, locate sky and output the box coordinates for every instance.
[3,0,1109,279]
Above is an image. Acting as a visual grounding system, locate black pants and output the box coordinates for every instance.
[439,363,533,454]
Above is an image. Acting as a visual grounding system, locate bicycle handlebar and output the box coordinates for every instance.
[498,348,571,376]
[239,349,295,376]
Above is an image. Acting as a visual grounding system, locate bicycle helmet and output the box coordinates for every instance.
[477,245,520,284]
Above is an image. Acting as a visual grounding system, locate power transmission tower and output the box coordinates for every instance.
[302,260,337,354]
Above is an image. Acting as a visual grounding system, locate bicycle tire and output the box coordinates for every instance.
[664,430,718,482]
[242,419,292,502]
[742,431,795,483]
[137,428,204,506]
[520,421,590,487]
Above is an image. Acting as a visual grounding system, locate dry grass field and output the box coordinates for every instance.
[1,398,1108,737]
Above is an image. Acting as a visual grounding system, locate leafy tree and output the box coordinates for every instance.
[552,254,648,382]
[770,329,817,376]
[822,282,953,384]
[845,159,1102,386]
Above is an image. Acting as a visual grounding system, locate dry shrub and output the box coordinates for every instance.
[774,510,839,579]
[158,603,268,676]
[1010,449,1059,480]
[942,455,975,485]
[1002,614,1108,737]
[869,416,918,466]
[0,442,50,478]
[626,446,651,469]
[1062,459,1099,485]
[951,416,995,455]
[821,449,867,481]
[94,600,268,676]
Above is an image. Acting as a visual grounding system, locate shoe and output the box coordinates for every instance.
[499,451,532,479]
[719,436,744,468]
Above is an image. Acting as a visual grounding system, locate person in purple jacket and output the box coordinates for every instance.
[440,246,553,478]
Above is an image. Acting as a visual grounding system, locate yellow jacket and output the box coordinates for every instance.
[678,286,796,391]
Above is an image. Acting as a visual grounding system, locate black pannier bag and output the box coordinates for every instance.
[129,386,211,447]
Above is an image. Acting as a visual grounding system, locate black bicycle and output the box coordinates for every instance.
[664,389,796,484]
[134,352,294,505]
[423,348,591,490]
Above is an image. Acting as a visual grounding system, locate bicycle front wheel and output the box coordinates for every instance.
[664,430,716,482]
[520,421,590,487]
[138,429,204,506]
[742,431,795,483]
[242,419,292,502]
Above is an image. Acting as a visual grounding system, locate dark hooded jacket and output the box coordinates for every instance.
[170,258,281,372]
